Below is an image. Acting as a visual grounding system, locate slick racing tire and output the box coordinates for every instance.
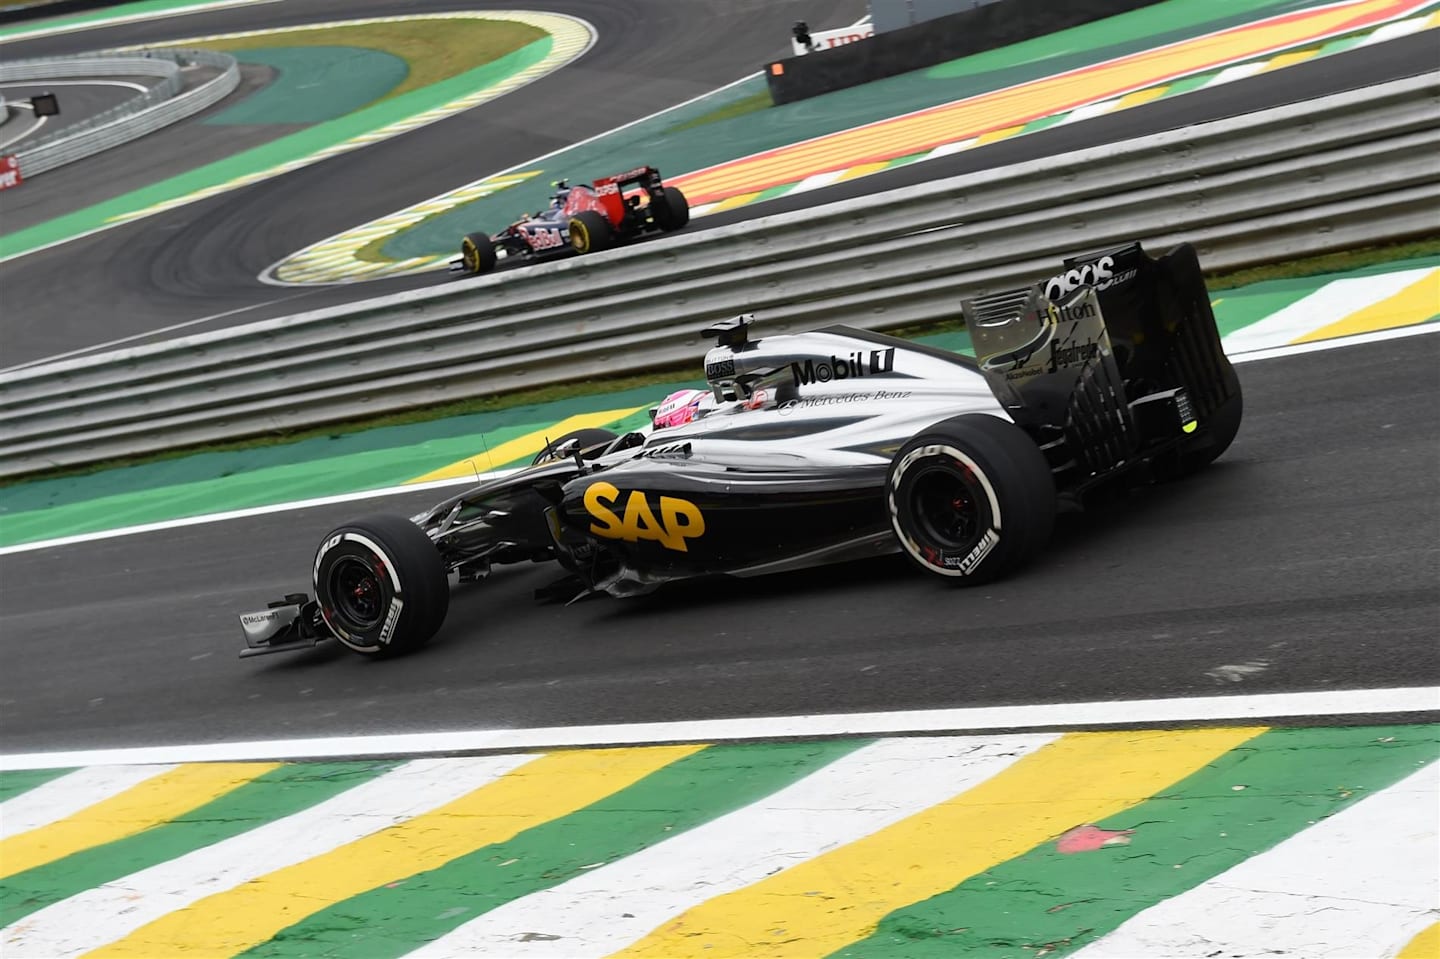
[313,514,450,658]
[887,414,1055,584]
[460,232,497,275]
[652,186,690,231]
[532,428,619,466]
[568,210,614,255]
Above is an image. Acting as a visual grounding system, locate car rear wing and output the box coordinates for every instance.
[963,241,1237,477]
[590,166,669,222]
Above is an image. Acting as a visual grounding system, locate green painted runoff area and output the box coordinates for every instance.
[204,47,409,125]
[0,766,74,802]
[0,761,402,928]
[6,255,1438,549]
[833,725,1440,958]
[380,0,1312,261]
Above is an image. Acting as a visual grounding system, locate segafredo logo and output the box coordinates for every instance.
[1049,340,1100,370]
[1045,256,1136,300]
[791,348,895,387]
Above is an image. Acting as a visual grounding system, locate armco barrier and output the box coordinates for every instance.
[3,49,238,177]
[1,72,1436,478]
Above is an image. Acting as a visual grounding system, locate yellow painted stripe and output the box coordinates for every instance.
[1116,84,1171,109]
[614,727,1265,959]
[86,745,704,959]
[406,407,645,483]
[707,191,765,213]
[1261,47,1320,71]
[976,123,1026,145]
[834,161,894,182]
[1293,269,1440,343]
[0,763,279,880]
[1399,921,1440,958]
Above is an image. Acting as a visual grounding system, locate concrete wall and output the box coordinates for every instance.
[766,0,1166,104]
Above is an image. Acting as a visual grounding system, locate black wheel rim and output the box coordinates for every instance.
[328,556,385,630]
[910,463,986,551]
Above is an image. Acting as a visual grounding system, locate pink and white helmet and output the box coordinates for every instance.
[651,388,710,429]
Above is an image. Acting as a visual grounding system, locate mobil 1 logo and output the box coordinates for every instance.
[792,348,894,387]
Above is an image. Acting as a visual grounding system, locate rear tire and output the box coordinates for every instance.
[887,414,1055,584]
[653,186,689,231]
[460,232,496,275]
[532,428,619,466]
[568,210,614,255]
[312,514,450,657]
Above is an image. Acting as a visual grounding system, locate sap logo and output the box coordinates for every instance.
[584,482,705,552]
[791,348,894,387]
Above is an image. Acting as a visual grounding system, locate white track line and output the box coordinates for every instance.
[1074,762,1440,959]
[0,764,176,838]
[405,735,1055,959]
[1,755,538,959]
[2,687,1436,770]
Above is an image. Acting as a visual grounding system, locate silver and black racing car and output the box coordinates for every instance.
[239,241,1242,659]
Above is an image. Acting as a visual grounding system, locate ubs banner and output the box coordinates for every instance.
[0,155,22,191]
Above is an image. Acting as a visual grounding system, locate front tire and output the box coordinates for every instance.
[568,210,614,255]
[460,232,497,275]
[312,514,450,657]
[887,414,1055,584]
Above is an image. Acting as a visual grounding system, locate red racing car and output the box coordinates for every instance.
[450,166,690,275]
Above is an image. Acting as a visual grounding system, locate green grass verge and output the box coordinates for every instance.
[4,237,1434,487]
[1207,236,1440,289]
[161,18,545,105]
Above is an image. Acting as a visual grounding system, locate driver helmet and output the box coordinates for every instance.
[651,388,712,429]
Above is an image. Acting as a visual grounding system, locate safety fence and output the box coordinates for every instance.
[0,71,1435,478]
[2,49,239,177]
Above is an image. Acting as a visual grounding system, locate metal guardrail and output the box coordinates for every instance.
[1,72,1436,478]
[4,49,239,177]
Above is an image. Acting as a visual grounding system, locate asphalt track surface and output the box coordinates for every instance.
[0,0,871,366]
[2,335,1437,753]
[0,78,145,149]
[1,26,1437,366]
